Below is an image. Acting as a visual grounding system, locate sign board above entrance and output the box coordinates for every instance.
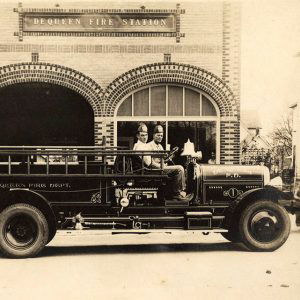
[24,14,175,32]
[14,3,185,42]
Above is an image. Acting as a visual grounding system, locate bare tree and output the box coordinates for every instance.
[268,114,293,172]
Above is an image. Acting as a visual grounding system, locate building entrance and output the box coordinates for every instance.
[0,82,94,146]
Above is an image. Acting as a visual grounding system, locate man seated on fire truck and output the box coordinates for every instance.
[133,123,149,152]
[147,125,192,201]
[132,124,191,201]
[132,123,151,164]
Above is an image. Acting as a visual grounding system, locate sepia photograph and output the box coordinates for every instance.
[0,0,299,299]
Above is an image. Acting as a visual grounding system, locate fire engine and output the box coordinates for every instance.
[0,144,298,258]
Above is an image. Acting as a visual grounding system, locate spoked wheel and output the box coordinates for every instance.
[0,204,49,258]
[239,201,290,252]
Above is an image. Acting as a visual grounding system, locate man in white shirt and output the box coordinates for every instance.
[147,125,192,201]
[133,123,151,167]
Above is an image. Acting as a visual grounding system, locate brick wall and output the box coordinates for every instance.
[0,0,241,164]
[0,1,225,87]
[95,118,115,145]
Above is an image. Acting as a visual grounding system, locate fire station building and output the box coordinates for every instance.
[0,1,240,164]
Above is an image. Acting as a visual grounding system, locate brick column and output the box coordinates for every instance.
[222,1,240,165]
[94,117,114,146]
[220,116,240,164]
[222,1,241,108]
[94,117,115,164]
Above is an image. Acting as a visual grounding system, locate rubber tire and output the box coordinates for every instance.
[239,201,290,252]
[222,211,242,242]
[0,204,49,258]
[46,227,57,245]
[221,230,241,243]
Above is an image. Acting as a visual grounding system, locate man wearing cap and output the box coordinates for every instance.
[133,123,151,166]
[147,125,191,201]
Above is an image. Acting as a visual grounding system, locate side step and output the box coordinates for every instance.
[185,211,212,230]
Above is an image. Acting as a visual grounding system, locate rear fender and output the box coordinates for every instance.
[0,189,57,231]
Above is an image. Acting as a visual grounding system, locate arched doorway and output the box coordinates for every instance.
[0,82,94,146]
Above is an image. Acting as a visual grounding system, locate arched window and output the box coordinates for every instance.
[116,85,219,163]
[117,85,217,117]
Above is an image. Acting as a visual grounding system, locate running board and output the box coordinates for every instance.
[57,228,228,235]
[67,212,224,231]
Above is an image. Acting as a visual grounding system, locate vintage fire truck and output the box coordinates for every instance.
[0,145,298,258]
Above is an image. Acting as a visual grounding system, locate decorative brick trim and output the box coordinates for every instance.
[220,116,238,122]
[17,32,183,39]
[220,120,240,164]
[0,62,104,116]
[15,7,185,14]
[222,1,241,117]
[104,62,238,117]
[0,44,220,54]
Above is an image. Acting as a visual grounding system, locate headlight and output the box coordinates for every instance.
[268,176,283,190]
[263,166,283,190]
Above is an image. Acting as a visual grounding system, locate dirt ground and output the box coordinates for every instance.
[0,215,299,300]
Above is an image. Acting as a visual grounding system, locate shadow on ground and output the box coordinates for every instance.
[39,242,247,257]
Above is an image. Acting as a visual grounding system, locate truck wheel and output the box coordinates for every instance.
[221,230,241,243]
[46,227,57,245]
[0,204,49,258]
[239,201,290,252]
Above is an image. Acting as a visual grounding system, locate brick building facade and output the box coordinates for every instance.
[0,1,240,164]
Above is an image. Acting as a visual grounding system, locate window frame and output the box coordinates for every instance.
[115,84,220,163]
[116,84,219,118]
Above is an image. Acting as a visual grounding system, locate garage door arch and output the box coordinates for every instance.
[0,62,103,116]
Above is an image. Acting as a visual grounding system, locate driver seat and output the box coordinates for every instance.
[131,155,163,175]
[113,154,163,175]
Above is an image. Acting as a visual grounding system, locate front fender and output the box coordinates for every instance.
[236,186,291,206]
[225,186,291,229]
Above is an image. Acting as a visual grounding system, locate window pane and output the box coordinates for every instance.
[151,86,166,116]
[185,88,200,116]
[117,96,132,116]
[134,88,149,116]
[202,95,217,116]
[168,121,216,164]
[168,86,183,116]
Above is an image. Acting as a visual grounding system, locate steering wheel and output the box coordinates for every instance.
[164,147,179,163]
